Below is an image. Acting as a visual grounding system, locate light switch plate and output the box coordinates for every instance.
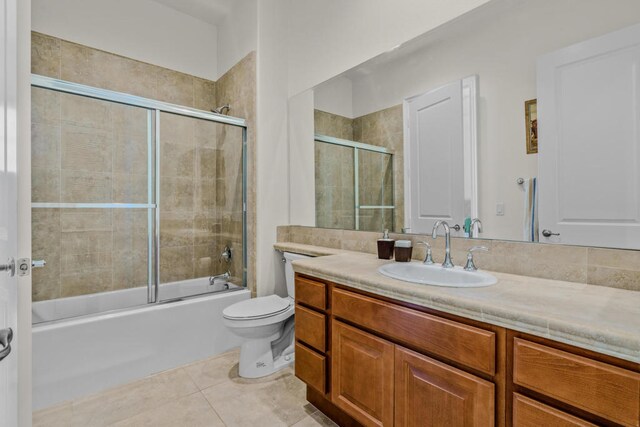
[496,202,505,216]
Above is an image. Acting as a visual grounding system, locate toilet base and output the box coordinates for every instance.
[238,331,295,378]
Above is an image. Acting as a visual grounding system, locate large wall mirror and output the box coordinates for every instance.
[294,0,640,250]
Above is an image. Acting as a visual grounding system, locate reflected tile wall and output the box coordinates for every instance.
[353,105,404,232]
[315,142,355,230]
[30,32,238,301]
[314,106,403,233]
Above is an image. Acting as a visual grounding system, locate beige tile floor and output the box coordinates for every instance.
[33,349,338,427]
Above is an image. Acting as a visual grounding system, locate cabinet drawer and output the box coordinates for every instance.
[295,276,326,310]
[295,304,326,352]
[513,338,640,427]
[513,393,596,427]
[295,343,326,394]
[332,288,496,375]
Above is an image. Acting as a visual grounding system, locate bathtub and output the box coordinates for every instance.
[32,278,250,410]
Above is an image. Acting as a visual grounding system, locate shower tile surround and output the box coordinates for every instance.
[31,32,257,300]
[314,107,403,232]
[277,225,640,291]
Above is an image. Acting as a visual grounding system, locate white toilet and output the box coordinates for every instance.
[222,251,310,378]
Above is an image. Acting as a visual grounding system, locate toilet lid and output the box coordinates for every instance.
[223,295,292,320]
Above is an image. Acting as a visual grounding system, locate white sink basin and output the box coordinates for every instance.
[378,262,497,288]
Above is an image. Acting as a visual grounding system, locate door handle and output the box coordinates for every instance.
[0,328,13,362]
[541,229,560,237]
[0,258,15,277]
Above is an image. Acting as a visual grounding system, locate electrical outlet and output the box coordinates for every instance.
[496,202,505,216]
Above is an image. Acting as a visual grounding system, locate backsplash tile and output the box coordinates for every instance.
[277,225,640,291]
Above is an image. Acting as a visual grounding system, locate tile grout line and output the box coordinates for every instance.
[200,389,228,427]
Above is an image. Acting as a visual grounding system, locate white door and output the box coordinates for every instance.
[538,23,640,249]
[0,0,19,425]
[405,80,465,234]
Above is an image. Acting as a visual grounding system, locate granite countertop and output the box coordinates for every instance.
[275,242,640,364]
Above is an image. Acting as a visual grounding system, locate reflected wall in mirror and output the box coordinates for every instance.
[306,0,640,249]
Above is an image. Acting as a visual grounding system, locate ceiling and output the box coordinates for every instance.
[149,0,234,26]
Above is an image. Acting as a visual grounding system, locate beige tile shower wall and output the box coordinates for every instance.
[31,32,253,300]
[278,225,640,292]
[314,110,354,140]
[353,105,404,233]
[216,51,257,294]
[32,32,216,110]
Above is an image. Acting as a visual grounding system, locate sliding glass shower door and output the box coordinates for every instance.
[31,76,247,323]
[315,134,395,232]
[157,112,246,302]
[31,87,154,321]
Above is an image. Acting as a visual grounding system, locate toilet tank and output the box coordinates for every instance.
[283,252,311,298]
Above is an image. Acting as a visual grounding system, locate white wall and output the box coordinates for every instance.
[286,0,491,96]
[31,0,218,80]
[256,0,290,297]
[288,90,316,227]
[217,0,257,78]
[345,0,640,241]
[314,76,353,118]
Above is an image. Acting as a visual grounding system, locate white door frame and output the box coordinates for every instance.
[17,0,32,424]
[0,0,30,426]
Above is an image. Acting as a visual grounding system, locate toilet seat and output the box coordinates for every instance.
[223,295,292,320]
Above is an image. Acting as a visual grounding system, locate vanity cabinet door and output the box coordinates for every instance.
[331,320,394,427]
[395,346,495,427]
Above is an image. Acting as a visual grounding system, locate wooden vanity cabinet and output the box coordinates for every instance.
[294,274,503,427]
[293,273,640,427]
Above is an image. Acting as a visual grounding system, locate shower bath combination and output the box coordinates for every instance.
[30,74,249,409]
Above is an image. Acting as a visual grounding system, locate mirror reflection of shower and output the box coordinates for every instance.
[212,104,231,115]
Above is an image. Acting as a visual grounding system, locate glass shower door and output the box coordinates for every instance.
[357,149,395,232]
[31,87,155,322]
[314,134,395,232]
[314,140,355,229]
[157,112,246,301]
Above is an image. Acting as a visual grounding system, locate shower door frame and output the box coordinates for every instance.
[314,133,395,230]
[31,74,248,304]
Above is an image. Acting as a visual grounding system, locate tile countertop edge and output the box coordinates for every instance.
[277,243,640,364]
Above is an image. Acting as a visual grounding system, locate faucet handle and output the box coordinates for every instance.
[417,241,434,265]
[464,246,489,271]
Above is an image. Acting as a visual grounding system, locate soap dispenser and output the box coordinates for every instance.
[377,229,395,260]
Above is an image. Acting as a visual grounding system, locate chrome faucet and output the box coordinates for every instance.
[464,246,489,271]
[209,271,230,286]
[417,241,434,265]
[470,218,483,238]
[432,220,454,268]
